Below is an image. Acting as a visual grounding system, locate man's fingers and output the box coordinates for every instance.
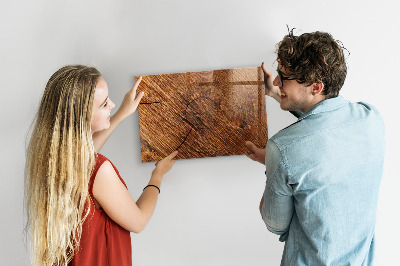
[246,153,256,161]
[245,141,258,153]
[261,62,272,77]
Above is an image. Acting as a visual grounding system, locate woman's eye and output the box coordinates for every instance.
[103,101,108,107]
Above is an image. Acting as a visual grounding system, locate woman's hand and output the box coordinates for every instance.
[115,76,144,120]
[92,77,145,152]
[262,62,281,103]
[152,151,179,178]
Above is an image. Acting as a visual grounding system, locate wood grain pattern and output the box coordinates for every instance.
[137,67,268,162]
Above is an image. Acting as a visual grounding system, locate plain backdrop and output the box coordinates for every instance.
[1,0,399,265]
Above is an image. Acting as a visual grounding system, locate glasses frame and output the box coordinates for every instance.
[277,70,297,87]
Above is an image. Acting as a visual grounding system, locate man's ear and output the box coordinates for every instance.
[312,82,324,96]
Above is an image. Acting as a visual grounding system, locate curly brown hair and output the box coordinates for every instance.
[277,30,348,98]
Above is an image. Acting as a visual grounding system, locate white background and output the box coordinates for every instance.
[1,0,399,265]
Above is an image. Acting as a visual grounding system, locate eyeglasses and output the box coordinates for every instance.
[277,70,297,86]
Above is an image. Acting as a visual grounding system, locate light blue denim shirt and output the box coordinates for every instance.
[261,96,385,265]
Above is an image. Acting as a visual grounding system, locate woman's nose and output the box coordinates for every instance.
[109,100,115,109]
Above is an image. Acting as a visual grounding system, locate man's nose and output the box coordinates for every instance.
[273,75,281,87]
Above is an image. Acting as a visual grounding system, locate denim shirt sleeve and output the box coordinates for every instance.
[260,139,294,242]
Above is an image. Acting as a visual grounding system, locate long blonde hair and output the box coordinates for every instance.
[25,65,101,265]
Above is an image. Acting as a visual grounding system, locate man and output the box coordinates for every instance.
[246,31,385,265]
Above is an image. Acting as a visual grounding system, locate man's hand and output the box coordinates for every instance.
[262,62,281,103]
[245,141,266,165]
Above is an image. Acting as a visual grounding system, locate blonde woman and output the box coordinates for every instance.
[25,65,178,266]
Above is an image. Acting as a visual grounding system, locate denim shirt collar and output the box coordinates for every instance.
[298,95,350,121]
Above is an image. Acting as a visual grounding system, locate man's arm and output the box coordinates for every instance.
[245,141,266,165]
[93,77,144,152]
[262,62,282,102]
[260,140,294,240]
[262,62,301,119]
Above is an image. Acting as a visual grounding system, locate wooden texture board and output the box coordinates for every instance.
[137,67,268,162]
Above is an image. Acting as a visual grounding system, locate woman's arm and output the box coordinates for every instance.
[92,76,144,152]
[93,151,178,233]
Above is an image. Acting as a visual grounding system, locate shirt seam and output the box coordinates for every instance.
[298,97,350,121]
[275,115,374,150]
[263,185,292,235]
[268,139,293,192]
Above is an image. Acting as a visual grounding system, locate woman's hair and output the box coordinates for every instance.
[277,30,348,98]
[25,65,101,265]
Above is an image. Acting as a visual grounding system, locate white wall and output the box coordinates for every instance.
[1,0,399,265]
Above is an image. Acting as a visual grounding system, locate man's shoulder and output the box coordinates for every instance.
[345,101,384,131]
[269,121,306,150]
[270,98,384,148]
[352,101,382,117]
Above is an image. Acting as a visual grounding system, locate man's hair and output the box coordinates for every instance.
[277,30,348,98]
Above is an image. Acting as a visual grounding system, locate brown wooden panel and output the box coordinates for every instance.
[137,67,268,162]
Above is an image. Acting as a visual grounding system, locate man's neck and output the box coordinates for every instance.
[301,95,327,113]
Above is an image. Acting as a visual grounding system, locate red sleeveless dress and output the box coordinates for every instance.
[69,153,132,266]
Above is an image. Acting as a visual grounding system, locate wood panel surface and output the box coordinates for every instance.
[137,67,268,162]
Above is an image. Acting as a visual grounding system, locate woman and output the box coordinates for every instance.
[25,65,177,265]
